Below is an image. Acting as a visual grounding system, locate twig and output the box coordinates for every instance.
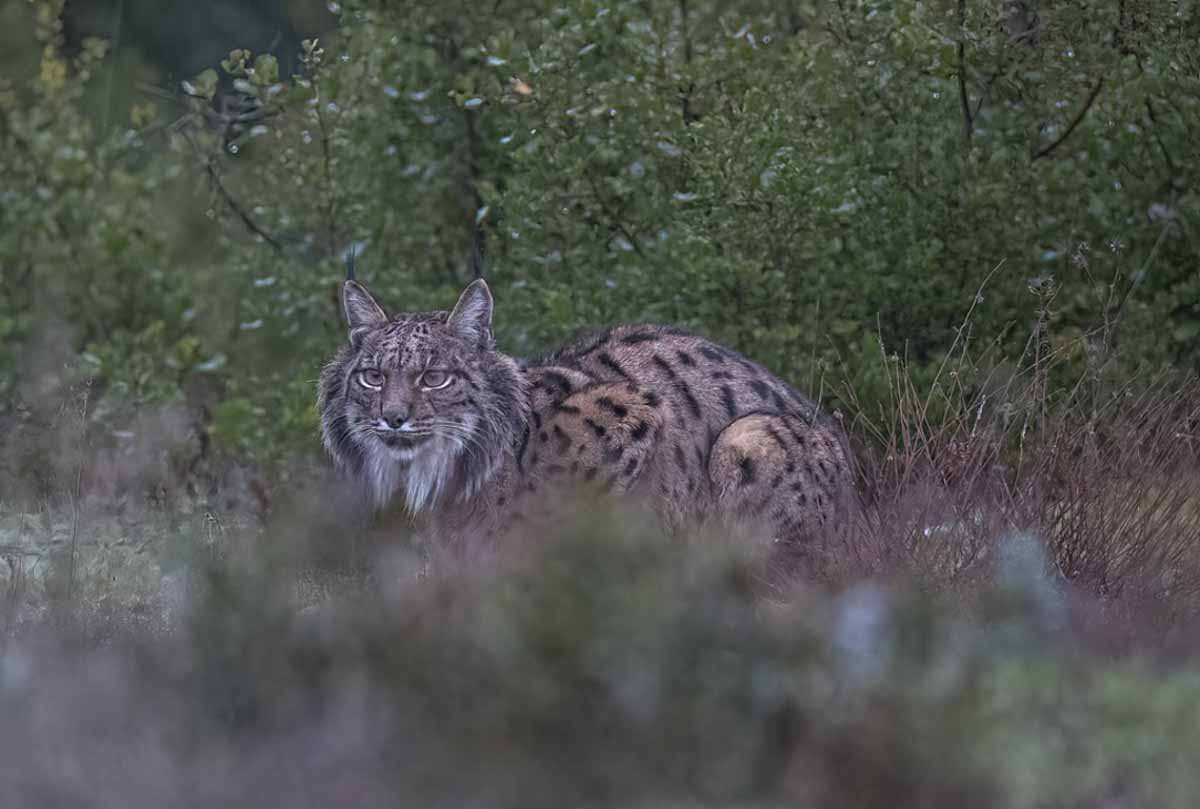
[584,170,646,258]
[1032,78,1104,162]
[956,0,973,144]
[313,91,340,257]
[101,0,125,132]
[182,128,284,254]
[205,154,285,253]
[462,105,488,279]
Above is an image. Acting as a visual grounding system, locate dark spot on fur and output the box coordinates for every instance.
[585,467,599,481]
[767,425,789,452]
[532,411,543,429]
[751,380,770,401]
[677,351,696,367]
[785,462,796,475]
[674,445,688,472]
[603,445,624,464]
[739,457,756,485]
[584,418,607,438]
[699,346,725,364]
[577,443,589,456]
[770,389,788,411]
[721,385,738,419]
[631,420,650,441]
[597,352,630,378]
[624,457,639,476]
[516,426,531,472]
[557,403,581,415]
[552,424,571,454]
[541,370,574,395]
[651,354,677,379]
[782,420,807,449]
[539,431,548,443]
[620,331,659,344]
[644,392,661,408]
[771,474,783,489]
[596,396,628,418]
[676,381,702,418]
[497,496,507,506]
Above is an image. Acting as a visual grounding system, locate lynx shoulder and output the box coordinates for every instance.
[318,279,859,547]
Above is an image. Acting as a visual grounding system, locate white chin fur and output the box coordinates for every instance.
[364,435,461,513]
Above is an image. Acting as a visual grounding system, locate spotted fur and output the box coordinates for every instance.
[319,279,859,546]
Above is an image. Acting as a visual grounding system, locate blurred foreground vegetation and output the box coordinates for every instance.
[1,1,1199,805]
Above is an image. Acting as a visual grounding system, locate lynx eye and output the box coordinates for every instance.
[419,370,452,390]
[357,368,385,389]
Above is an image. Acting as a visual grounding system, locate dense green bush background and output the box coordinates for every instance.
[2,0,1197,494]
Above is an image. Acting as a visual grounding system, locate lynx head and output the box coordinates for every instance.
[318,278,528,512]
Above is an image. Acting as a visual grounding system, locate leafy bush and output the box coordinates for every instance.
[7,0,1197,499]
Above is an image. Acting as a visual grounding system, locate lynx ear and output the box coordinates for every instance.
[342,280,387,343]
[447,279,494,348]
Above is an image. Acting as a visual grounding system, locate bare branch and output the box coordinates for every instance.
[584,171,646,259]
[956,0,973,144]
[1032,78,1104,162]
[182,128,284,254]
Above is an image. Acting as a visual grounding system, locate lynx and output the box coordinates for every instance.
[318,278,858,550]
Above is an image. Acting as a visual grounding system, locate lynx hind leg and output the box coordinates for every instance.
[708,413,854,542]
[524,382,664,497]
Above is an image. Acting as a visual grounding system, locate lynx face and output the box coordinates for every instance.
[318,280,526,512]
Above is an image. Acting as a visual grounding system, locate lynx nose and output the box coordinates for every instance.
[382,410,410,430]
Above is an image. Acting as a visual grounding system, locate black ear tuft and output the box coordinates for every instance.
[342,280,387,343]
[446,279,494,348]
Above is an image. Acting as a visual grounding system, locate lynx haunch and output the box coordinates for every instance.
[318,279,858,548]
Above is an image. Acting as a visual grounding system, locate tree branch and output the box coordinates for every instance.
[1032,78,1104,162]
[956,0,973,144]
[182,128,284,254]
[584,170,645,259]
[462,105,487,280]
